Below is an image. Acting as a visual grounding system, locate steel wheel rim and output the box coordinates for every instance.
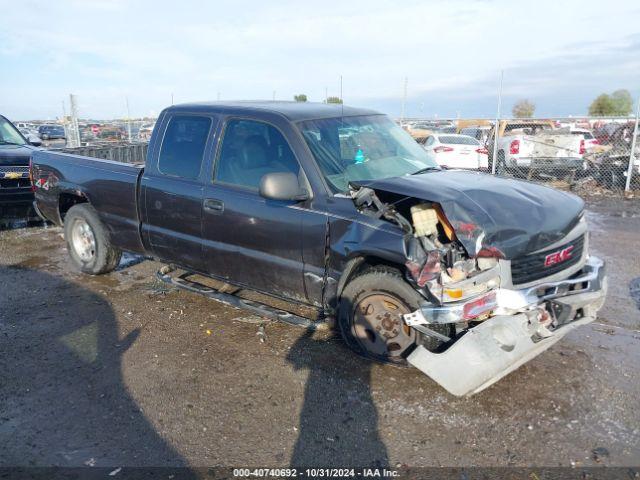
[71,218,96,262]
[352,293,415,360]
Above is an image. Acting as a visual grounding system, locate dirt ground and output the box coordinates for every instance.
[0,198,639,470]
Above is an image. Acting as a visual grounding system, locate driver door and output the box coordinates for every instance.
[201,118,310,303]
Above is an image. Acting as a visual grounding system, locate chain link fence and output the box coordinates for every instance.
[401,116,640,198]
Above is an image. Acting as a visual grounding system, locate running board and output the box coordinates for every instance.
[156,267,317,329]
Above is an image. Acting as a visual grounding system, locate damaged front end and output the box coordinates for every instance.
[350,180,607,397]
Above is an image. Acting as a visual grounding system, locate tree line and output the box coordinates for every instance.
[293,90,634,117]
[511,89,634,118]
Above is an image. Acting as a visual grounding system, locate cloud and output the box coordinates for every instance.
[1,0,639,119]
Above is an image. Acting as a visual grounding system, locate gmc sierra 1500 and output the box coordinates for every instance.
[32,102,606,396]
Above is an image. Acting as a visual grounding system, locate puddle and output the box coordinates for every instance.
[0,219,46,232]
[116,252,147,271]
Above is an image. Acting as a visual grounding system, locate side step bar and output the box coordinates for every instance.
[156,266,317,329]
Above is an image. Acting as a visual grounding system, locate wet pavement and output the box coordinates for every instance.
[0,198,639,469]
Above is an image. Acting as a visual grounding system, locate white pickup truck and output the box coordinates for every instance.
[487,120,586,178]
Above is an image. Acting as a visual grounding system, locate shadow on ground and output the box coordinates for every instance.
[287,328,389,468]
[0,266,193,472]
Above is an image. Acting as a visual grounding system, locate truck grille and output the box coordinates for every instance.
[510,235,585,285]
[0,166,31,189]
[0,165,30,177]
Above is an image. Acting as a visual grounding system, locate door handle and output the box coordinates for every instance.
[203,198,224,213]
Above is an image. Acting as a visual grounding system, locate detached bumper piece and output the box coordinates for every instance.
[405,257,606,396]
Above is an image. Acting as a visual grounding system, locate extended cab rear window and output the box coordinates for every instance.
[158,115,212,179]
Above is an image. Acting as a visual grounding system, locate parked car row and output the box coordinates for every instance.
[404,117,638,189]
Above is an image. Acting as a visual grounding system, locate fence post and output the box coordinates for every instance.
[491,70,503,175]
[625,99,640,192]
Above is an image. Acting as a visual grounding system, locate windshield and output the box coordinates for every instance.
[0,117,27,146]
[298,115,440,192]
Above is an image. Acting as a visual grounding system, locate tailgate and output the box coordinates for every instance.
[528,134,582,158]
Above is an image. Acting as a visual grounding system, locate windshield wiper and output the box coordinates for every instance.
[0,141,24,146]
[410,166,441,175]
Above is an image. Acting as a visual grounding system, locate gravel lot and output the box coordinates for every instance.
[0,198,639,469]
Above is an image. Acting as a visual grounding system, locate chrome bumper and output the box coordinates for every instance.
[405,257,607,396]
[404,256,606,326]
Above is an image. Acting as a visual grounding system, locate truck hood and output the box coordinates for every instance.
[359,170,584,259]
[0,144,36,166]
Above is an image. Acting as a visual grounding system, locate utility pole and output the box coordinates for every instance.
[325,86,328,104]
[491,70,504,175]
[624,96,640,192]
[171,93,174,105]
[400,77,408,123]
[68,94,81,148]
[125,96,132,143]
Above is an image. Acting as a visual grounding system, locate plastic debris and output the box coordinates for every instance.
[257,325,267,343]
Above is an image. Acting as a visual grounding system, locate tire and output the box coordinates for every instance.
[338,268,452,366]
[64,203,121,274]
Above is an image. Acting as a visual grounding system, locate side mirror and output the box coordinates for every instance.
[29,139,42,147]
[259,172,309,201]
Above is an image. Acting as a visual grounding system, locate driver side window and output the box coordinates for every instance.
[214,119,300,190]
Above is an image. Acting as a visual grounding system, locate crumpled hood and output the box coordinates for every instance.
[0,144,36,166]
[359,170,584,259]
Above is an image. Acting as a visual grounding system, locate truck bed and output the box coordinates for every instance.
[31,149,147,255]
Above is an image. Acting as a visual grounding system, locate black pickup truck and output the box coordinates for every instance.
[0,114,39,221]
[32,102,606,396]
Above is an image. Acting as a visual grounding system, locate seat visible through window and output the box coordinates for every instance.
[215,119,300,190]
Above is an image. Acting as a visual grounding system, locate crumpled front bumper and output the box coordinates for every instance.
[405,257,607,396]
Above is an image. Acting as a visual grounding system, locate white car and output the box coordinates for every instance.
[422,134,488,170]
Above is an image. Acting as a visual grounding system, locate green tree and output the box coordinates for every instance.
[611,89,633,115]
[589,94,616,116]
[589,90,634,116]
[326,96,343,104]
[294,94,308,102]
[512,99,535,118]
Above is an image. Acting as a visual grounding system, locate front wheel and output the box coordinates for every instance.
[338,268,452,365]
[64,204,121,274]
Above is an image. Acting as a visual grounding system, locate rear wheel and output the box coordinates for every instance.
[64,204,121,274]
[338,268,451,365]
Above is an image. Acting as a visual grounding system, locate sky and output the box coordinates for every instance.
[1,0,639,120]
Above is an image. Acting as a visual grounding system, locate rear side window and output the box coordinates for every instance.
[158,115,212,179]
[439,135,479,145]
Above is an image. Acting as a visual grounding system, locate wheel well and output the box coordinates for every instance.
[336,255,404,302]
[59,193,87,221]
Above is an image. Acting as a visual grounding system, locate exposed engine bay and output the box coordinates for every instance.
[349,184,498,311]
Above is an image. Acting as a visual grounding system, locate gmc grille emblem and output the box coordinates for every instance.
[544,245,574,267]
